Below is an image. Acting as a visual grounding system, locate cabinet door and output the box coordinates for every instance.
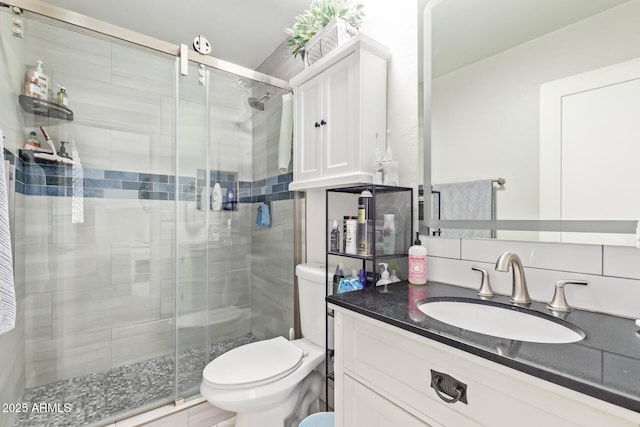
[295,73,324,182]
[343,375,432,427]
[322,53,357,178]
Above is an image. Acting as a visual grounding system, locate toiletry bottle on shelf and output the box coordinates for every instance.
[344,216,357,255]
[382,213,396,255]
[358,269,367,287]
[29,60,49,101]
[224,185,235,210]
[332,263,344,295]
[408,232,427,285]
[211,183,223,211]
[330,220,340,252]
[56,85,69,107]
[24,131,41,149]
[357,190,373,255]
[24,75,41,99]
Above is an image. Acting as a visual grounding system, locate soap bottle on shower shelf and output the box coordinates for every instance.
[408,232,427,285]
[56,85,69,107]
[211,183,223,211]
[224,185,235,210]
[27,60,49,100]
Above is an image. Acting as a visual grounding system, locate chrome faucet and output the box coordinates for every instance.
[495,252,531,305]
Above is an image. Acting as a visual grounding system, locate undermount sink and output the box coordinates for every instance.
[418,298,585,344]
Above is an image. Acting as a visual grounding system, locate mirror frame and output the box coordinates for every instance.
[419,0,637,239]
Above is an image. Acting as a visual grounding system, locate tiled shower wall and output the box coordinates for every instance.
[249,89,296,341]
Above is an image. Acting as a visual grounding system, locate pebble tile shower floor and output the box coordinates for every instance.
[13,334,257,427]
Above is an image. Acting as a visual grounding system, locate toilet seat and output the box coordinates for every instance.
[203,336,304,390]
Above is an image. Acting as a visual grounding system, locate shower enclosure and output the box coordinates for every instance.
[0,2,296,426]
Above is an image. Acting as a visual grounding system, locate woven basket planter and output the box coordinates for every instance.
[305,17,358,67]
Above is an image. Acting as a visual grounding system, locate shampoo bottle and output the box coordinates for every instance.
[408,232,427,285]
[211,183,223,211]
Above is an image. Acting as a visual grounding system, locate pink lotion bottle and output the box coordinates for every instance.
[408,232,427,285]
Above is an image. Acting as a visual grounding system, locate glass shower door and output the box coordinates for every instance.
[175,58,295,400]
[10,11,178,426]
[175,61,259,399]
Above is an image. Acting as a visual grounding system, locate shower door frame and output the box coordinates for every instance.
[1,0,291,92]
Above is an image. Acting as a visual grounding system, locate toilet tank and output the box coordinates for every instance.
[296,263,334,350]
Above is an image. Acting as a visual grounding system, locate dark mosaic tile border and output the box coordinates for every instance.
[5,149,294,203]
[12,334,257,427]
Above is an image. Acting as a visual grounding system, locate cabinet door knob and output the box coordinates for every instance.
[320,119,327,126]
[314,122,320,128]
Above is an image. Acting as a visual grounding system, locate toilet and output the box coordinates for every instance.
[201,264,333,427]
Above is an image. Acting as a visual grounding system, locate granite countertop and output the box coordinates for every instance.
[327,281,640,413]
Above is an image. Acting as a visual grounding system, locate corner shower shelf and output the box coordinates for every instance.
[19,95,74,121]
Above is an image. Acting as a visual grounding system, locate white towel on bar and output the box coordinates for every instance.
[0,128,15,335]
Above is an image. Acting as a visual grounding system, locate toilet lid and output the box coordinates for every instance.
[203,336,304,389]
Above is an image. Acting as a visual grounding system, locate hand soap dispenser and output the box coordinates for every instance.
[408,232,427,285]
[376,263,392,293]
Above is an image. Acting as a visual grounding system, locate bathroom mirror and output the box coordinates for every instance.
[421,0,640,246]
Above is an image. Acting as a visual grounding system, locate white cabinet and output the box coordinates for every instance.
[331,306,640,427]
[289,35,390,191]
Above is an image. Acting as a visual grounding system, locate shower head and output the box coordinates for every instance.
[248,92,271,111]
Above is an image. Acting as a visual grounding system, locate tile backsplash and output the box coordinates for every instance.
[425,236,640,319]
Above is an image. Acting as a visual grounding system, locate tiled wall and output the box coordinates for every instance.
[425,236,640,319]
[250,84,296,341]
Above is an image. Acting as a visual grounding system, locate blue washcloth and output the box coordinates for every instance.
[257,203,271,227]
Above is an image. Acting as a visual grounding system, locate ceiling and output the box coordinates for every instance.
[39,0,313,70]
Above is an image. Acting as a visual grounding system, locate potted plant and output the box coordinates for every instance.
[285,0,365,67]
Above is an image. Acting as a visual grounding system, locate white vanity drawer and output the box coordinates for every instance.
[344,374,430,427]
[336,309,638,427]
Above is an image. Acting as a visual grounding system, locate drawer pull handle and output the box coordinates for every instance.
[430,370,468,404]
[431,376,463,404]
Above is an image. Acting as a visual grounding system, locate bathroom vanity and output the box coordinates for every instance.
[327,282,640,427]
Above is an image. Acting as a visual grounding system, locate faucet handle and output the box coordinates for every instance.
[472,266,494,298]
[547,280,588,312]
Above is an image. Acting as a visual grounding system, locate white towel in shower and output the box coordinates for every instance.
[278,93,293,173]
[0,128,15,335]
